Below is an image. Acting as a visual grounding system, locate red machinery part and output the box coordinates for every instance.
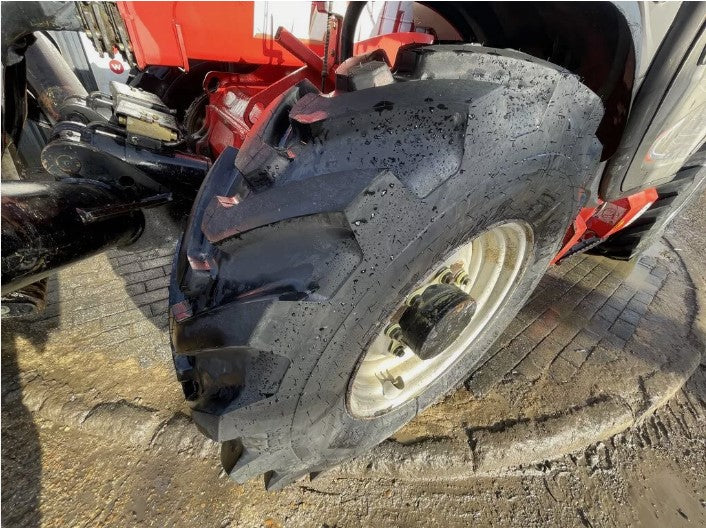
[117,0,436,154]
[552,188,659,264]
[195,28,435,155]
[117,2,326,70]
[117,1,434,70]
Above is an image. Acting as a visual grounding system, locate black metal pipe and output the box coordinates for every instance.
[1,179,144,295]
[340,2,367,62]
[24,32,88,123]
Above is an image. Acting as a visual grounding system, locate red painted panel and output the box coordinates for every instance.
[118,1,325,69]
[552,188,658,264]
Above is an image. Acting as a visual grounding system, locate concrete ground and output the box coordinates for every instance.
[2,189,705,528]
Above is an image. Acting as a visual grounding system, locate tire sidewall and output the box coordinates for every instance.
[290,160,579,466]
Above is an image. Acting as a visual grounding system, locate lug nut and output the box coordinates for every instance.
[384,323,402,340]
[434,267,454,284]
[388,341,405,357]
[455,270,470,287]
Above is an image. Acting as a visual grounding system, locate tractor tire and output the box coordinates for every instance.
[589,145,706,260]
[169,44,603,490]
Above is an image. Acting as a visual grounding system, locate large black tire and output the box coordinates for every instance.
[169,45,603,489]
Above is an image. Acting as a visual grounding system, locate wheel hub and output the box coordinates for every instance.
[348,221,532,417]
[396,283,476,360]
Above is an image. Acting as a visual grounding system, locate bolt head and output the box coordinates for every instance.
[384,323,402,339]
[454,271,470,287]
[387,341,405,357]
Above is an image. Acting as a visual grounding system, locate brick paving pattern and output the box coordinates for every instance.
[467,252,668,394]
[6,234,673,397]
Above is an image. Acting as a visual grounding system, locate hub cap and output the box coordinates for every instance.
[348,222,532,417]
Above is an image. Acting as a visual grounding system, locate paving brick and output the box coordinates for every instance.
[637,254,656,268]
[600,333,626,350]
[633,290,655,305]
[99,310,145,331]
[149,315,169,331]
[123,268,164,285]
[619,309,641,326]
[89,325,134,349]
[493,317,530,349]
[34,303,62,322]
[613,285,635,301]
[548,356,578,384]
[587,345,619,365]
[583,315,613,339]
[45,288,63,306]
[71,301,126,325]
[651,266,668,279]
[520,336,564,372]
[130,320,162,339]
[140,256,173,271]
[69,318,103,340]
[512,356,544,382]
[145,276,170,292]
[610,319,636,342]
[125,283,146,296]
[155,245,176,257]
[551,256,585,277]
[467,335,535,396]
[597,304,621,323]
[627,298,650,316]
[149,300,169,318]
[111,252,141,266]
[72,280,125,298]
[547,319,580,347]
[522,309,560,343]
[115,262,142,275]
[131,289,169,308]
[606,294,629,312]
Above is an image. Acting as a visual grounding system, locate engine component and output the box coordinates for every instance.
[41,120,209,199]
[1,179,144,295]
[110,82,179,142]
[37,78,211,199]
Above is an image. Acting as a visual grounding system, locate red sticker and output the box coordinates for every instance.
[109,59,125,74]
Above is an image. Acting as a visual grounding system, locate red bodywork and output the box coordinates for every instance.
[552,189,658,264]
[116,1,657,263]
[117,2,323,70]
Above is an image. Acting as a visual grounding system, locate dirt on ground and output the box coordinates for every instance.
[2,378,705,528]
[2,189,705,527]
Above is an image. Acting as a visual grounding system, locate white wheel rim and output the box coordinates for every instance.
[348,222,532,418]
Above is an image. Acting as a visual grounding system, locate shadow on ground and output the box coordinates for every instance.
[1,276,61,528]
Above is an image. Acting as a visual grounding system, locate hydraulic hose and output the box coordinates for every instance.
[340,2,367,62]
